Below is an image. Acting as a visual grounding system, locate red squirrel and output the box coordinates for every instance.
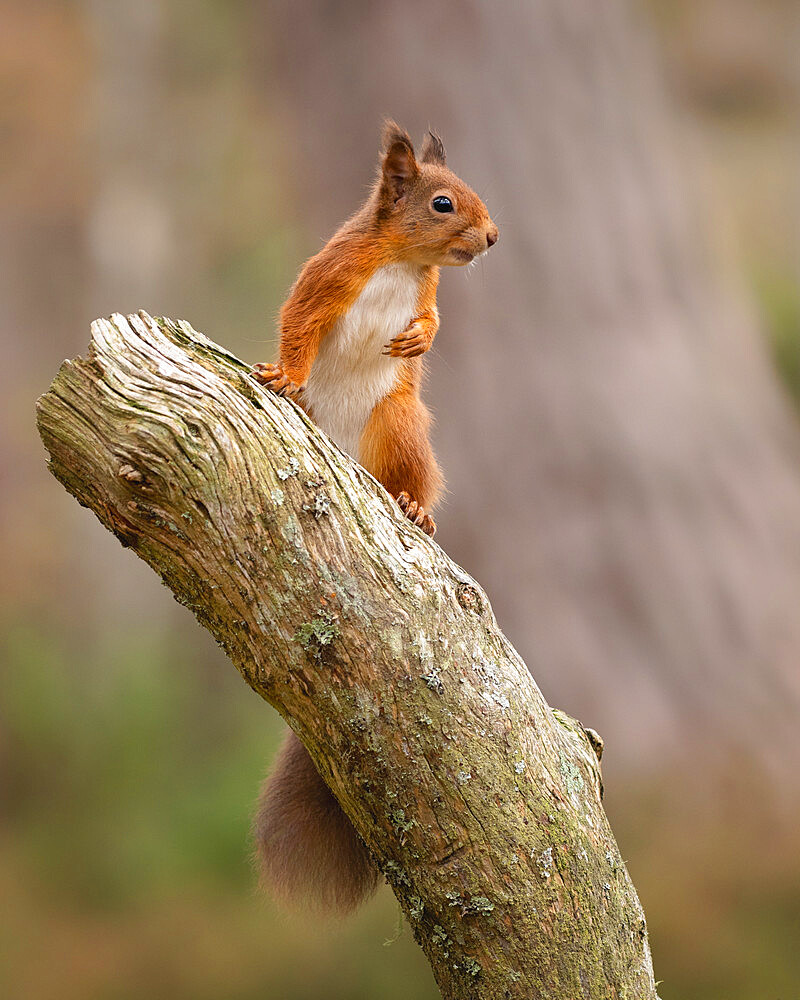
[251,121,498,913]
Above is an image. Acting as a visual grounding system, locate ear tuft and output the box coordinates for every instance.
[420,129,446,166]
[381,119,414,154]
[380,120,418,203]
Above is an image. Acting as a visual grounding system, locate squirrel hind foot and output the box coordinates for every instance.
[252,730,379,915]
[395,491,436,537]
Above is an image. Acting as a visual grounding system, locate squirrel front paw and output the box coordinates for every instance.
[396,491,436,537]
[382,320,433,359]
[251,363,304,402]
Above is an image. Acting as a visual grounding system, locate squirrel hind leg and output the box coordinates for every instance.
[252,729,379,915]
[359,387,443,537]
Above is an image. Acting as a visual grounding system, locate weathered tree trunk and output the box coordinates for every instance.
[37,312,657,1000]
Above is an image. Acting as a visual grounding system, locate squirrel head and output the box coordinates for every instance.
[375,121,498,267]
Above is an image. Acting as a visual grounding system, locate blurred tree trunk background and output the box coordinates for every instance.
[259,0,800,783]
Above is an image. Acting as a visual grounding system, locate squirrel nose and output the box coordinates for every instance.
[486,226,498,248]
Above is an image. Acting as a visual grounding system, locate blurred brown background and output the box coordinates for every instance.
[3,1,800,997]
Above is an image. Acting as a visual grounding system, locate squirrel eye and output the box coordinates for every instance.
[432,195,454,213]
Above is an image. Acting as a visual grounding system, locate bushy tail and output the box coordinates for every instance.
[252,729,379,914]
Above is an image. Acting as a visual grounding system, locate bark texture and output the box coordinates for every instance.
[37,312,657,999]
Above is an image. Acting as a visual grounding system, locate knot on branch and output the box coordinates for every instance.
[456,581,483,614]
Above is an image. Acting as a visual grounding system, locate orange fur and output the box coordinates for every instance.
[359,362,443,510]
[268,121,496,411]
[383,267,439,359]
[278,231,388,385]
[251,122,497,915]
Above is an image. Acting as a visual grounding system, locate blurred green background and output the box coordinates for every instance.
[3,1,800,997]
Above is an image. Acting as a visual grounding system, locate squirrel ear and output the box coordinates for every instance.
[380,120,418,203]
[420,130,446,166]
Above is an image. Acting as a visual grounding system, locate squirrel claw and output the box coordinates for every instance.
[395,491,436,537]
[384,322,431,359]
[251,363,303,401]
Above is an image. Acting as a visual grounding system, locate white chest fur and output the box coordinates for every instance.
[303,263,421,458]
